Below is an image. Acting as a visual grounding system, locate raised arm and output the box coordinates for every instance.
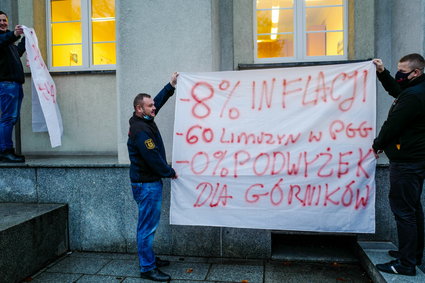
[373,58,402,98]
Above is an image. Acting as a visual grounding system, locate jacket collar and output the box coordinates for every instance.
[406,73,425,88]
[132,112,154,122]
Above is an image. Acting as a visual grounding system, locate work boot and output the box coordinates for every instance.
[0,148,25,163]
[140,268,170,281]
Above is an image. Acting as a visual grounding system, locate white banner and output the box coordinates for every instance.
[23,26,63,147]
[171,61,377,233]
[31,80,48,132]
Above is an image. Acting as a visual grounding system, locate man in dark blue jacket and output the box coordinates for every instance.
[373,54,425,276]
[0,10,25,163]
[127,72,178,281]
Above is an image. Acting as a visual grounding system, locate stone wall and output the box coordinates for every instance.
[0,165,419,260]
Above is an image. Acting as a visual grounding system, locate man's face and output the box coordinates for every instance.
[0,14,8,32]
[397,61,416,80]
[140,97,156,118]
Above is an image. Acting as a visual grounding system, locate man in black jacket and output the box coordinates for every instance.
[373,54,425,276]
[0,11,25,162]
[127,72,178,281]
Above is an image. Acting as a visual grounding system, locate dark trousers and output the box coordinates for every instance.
[389,161,425,267]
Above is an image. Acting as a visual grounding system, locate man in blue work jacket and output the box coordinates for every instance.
[127,72,178,282]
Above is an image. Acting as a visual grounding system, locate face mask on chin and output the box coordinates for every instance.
[395,70,414,88]
[140,106,153,120]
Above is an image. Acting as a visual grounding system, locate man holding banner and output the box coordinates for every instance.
[127,72,178,282]
[373,54,425,276]
[0,11,25,163]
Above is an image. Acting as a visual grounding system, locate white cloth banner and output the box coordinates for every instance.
[23,26,63,147]
[31,80,48,132]
[171,61,377,233]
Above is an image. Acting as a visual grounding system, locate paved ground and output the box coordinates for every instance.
[25,251,371,283]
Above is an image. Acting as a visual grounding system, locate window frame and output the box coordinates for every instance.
[253,0,348,63]
[46,0,116,72]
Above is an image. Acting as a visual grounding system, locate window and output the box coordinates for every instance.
[255,0,347,62]
[47,0,116,71]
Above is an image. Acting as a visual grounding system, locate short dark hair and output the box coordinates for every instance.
[133,93,151,109]
[0,11,7,18]
[399,53,425,71]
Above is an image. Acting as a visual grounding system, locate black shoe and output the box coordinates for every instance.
[156,257,170,267]
[376,260,416,276]
[140,268,170,281]
[388,250,422,265]
[0,149,25,163]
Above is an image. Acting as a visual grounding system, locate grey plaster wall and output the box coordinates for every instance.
[375,0,425,107]
[391,0,425,64]
[378,0,425,87]
[373,0,425,164]
[19,74,118,155]
[374,1,393,125]
[116,0,222,163]
[17,0,33,34]
[233,0,255,67]
[0,0,18,27]
[353,0,375,60]
[219,0,234,71]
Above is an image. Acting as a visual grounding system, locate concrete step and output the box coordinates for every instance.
[357,241,425,283]
[0,203,69,283]
[271,233,359,263]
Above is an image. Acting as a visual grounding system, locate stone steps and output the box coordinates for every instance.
[0,203,68,283]
[358,241,425,283]
[271,233,359,263]
[272,234,425,282]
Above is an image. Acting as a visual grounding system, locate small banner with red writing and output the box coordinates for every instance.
[171,61,376,233]
[23,26,63,148]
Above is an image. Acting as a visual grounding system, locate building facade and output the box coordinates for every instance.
[1,0,425,259]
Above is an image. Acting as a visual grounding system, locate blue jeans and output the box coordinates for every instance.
[389,161,425,267]
[0,81,24,151]
[131,181,163,272]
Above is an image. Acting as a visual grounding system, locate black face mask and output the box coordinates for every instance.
[395,70,414,87]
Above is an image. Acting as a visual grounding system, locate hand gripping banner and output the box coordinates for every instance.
[171,61,376,233]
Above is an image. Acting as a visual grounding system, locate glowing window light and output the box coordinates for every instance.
[270,6,279,40]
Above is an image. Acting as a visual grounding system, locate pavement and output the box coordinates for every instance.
[26,251,371,283]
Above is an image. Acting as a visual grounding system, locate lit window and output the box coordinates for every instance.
[255,0,347,62]
[47,0,116,70]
